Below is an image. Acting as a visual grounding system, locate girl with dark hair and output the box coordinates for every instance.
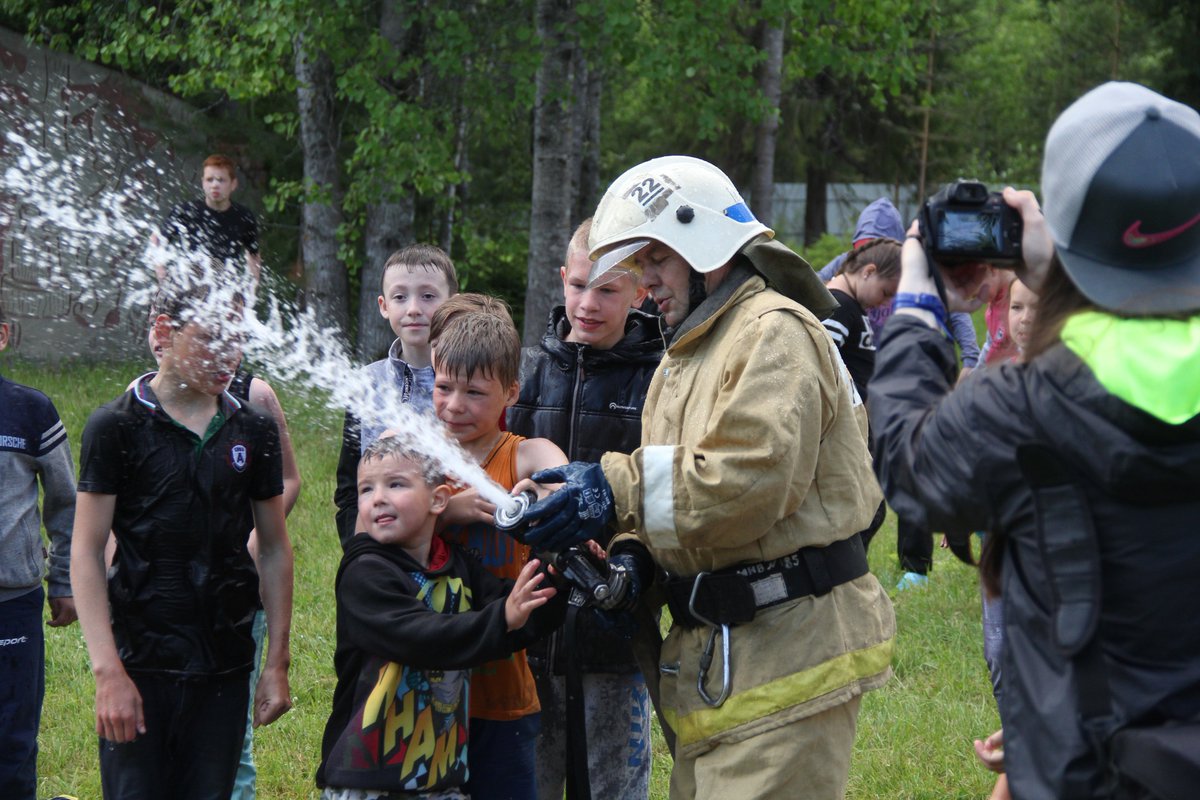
[822,237,902,401]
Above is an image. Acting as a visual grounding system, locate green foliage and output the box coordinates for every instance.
[799,231,852,273]
[4,0,1198,333]
[925,0,1189,192]
[454,217,532,332]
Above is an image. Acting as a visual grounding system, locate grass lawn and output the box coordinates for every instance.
[10,358,1000,799]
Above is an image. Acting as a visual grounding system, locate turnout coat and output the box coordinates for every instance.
[602,265,895,755]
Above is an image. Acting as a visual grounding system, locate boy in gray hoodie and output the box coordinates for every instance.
[0,302,77,799]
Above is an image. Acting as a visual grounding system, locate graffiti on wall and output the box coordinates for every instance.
[0,27,201,360]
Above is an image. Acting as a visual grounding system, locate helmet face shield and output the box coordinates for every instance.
[587,239,649,288]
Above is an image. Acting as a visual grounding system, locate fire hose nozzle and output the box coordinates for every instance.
[494,490,536,531]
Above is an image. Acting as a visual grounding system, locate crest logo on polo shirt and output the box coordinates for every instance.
[229,443,248,472]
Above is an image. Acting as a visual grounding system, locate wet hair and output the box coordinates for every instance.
[382,244,459,295]
[565,218,592,265]
[431,297,520,387]
[156,282,214,325]
[429,293,511,349]
[837,237,902,279]
[155,280,246,340]
[360,435,445,486]
[203,154,237,179]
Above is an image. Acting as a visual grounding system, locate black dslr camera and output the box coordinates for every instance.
[920,180,1022,266]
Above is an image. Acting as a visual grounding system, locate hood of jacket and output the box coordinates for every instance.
[1020,335,1200,505]
[853,197,905,242]
[340,531,453,580]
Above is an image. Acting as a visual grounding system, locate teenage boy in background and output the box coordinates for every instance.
[157,154,262,284]
[431,298,568,800]
[72,286,294,799]
[507,219,661,800]
[335,245,459,547]
[0,302,77,800]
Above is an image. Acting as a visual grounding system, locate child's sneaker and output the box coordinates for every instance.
[896,571,929,591]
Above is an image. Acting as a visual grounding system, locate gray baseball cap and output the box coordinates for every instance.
[1042,81,1200,314]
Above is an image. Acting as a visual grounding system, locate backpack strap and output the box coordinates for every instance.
[1016,443,1102,659]
[1017,443,1117,796]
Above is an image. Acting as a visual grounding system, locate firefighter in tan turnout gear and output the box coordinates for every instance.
[518,155,895,799]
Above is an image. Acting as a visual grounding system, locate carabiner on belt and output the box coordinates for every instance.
[688,572,732,708]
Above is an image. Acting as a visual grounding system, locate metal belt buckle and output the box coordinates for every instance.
[688,572,732,708]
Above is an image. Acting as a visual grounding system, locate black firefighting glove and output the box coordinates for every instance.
[521,462,615,552]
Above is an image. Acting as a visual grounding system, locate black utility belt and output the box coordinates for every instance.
[665,535,868,629]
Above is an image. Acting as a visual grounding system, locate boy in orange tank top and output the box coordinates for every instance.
[431,295,567,800]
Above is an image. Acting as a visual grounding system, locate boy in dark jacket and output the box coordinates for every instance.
[507,219,662,800]
[318,436,563,799]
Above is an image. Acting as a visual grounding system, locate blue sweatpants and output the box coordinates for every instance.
[0,587,45,800]
[464,714,540,800]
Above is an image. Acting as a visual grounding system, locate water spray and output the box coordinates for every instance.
[1,131,517,511]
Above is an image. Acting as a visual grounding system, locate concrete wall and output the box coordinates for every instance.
[0,26,205,361]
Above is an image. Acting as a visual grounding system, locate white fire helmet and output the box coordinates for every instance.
[586,155,773,287]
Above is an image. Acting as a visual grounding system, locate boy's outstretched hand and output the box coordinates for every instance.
[505,558,557,631]
[252,664,293,728]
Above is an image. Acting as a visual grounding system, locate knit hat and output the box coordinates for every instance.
[1042,81,1200,314]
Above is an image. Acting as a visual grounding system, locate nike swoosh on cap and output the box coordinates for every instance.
[1122,211,1200,248]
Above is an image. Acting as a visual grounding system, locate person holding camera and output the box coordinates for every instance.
[870,81,1200,799]
[515,155,896,799]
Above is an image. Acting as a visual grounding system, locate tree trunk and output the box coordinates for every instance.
[751,21,785,227]
[804,160,828,247]
[440,105,469,253]
[294,32,349,335]
[918,20,935,201]
[357,0,417,362]
[524,0,579,345]
[573,56,602,225]
[359,199,414,361]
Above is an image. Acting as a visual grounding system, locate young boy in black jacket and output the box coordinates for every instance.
[318,436,564,799]
[507,218,662,800]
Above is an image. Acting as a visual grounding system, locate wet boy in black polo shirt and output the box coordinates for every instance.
[71,288,294,799]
